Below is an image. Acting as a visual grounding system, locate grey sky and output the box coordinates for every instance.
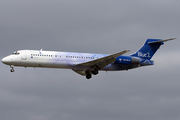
[0,0,180,120]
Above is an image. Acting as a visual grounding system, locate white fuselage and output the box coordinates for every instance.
[2,50,116,71]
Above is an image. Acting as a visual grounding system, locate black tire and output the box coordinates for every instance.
[92,69,98,75]
[86,74,91,79]
[10,69,14,72]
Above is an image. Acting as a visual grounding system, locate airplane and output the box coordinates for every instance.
[2,38,176,79]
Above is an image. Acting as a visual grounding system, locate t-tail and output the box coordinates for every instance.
[131,38,176,60]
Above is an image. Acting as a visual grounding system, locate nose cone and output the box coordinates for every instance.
[2,56,11,65]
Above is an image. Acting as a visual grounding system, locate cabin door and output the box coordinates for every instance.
[21,51,27,60]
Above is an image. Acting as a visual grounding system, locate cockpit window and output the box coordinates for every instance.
[12,51,20,55]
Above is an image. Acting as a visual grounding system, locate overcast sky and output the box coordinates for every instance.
[0,0,180,120]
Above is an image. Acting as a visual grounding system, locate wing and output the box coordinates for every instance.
[75,50,130,70]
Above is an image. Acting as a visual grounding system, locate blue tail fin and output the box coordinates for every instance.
[131,39,164,60]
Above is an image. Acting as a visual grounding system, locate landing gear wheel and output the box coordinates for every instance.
[86,74,92,79]
[92,69,98,75]
[10,68,14,72]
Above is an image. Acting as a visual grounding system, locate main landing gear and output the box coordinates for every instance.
[86,73,92,79]
[10,65,14,72]
[85,69,99,79]
[92,69,98,75]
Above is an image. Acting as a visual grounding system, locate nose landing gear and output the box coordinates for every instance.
[10,65,14,72]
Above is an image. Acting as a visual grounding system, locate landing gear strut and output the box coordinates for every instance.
[10,66,14,72]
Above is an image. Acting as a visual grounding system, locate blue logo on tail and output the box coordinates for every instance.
[131,39,164,60]
[138,52,151,58]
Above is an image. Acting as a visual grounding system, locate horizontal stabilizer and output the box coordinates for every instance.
[148,38,176,44]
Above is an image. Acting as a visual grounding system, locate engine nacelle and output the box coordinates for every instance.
[131,57,140,64]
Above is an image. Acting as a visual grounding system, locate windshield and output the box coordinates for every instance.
[12,51,20,55]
